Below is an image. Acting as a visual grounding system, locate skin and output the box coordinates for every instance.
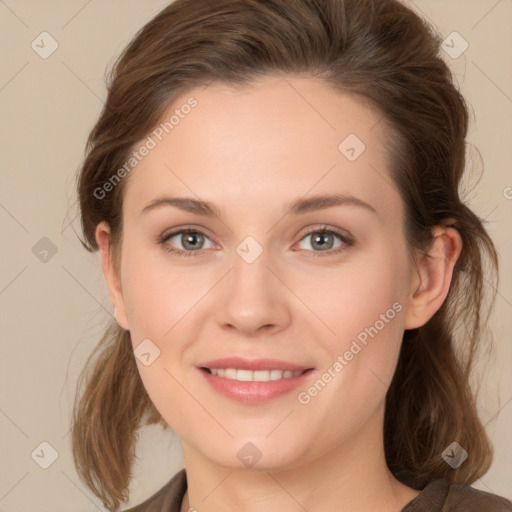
[96,74,462,512]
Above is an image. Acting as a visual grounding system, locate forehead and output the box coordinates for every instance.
[123,74,400,222]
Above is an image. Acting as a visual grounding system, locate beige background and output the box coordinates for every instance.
[0,1,511,510]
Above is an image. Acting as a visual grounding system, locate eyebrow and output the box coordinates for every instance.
[140,193,378,218]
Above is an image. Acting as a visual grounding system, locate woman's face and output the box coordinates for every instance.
[104,74,423,470]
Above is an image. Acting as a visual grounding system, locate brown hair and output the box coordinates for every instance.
[71,0,500,509]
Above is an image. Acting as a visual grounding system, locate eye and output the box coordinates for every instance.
[295,226,353,257]
[159,228,215,257]
[158,225,354,258]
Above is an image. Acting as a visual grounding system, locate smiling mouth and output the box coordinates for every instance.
[201,367,311,382]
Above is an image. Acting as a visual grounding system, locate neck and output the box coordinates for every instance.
[179,403,419,512]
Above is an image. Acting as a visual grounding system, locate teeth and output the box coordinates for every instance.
[208,368,305,381]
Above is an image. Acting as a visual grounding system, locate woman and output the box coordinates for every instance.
[71,0,512,510]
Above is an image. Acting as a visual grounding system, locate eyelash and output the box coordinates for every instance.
[157,225,354,259]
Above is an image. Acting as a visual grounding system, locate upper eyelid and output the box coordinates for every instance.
[161,226,215,244]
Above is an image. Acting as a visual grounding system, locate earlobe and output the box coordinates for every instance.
[95,222,130,330]
[404,224,463,330]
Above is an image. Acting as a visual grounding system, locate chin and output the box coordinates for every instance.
[193,437,308,472]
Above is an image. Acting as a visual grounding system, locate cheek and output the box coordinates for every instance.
[119,247,201,423]
[298,250,408,351]
[304,249,409,407]
[294,267,406,446]
[120,242,209,343]
[328,283,404,394]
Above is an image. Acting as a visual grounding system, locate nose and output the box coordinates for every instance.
[216,246,292,337]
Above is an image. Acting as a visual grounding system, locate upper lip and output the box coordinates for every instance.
[199,357,313,372]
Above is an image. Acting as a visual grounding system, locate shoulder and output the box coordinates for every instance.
[445,481,512,512]
[402,478,512,512]
[121,468,187,512]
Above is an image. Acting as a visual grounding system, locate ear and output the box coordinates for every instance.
[95,222,130,330]
[404,223,463,330]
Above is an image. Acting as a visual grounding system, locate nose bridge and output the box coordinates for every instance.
[232,239,272,293]
[217,235,290,334]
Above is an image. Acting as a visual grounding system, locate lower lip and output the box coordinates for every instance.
[198,368,315,404]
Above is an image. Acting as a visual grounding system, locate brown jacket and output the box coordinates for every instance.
[121,469,512,512]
